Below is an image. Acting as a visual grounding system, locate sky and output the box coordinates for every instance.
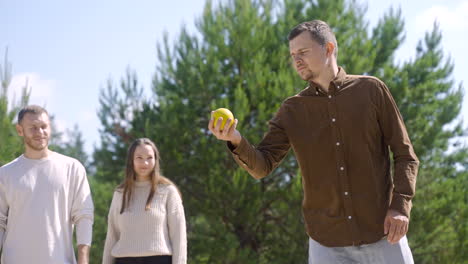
[2,0,467,155]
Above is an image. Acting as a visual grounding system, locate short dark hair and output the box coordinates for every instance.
[17,105,49,124]
[288,20,338,58]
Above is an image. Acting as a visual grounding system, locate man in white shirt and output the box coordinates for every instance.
[0,105,94,264]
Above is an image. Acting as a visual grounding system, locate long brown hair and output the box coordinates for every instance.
[118,138,180,214]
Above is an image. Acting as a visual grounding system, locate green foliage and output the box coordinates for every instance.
[52,124,90,170]
[0,49,30,166]
[92,68,145,183]
[410,169,468,263]
[88,178,115,262]
[88,1,466,263]
[380,23,467,264]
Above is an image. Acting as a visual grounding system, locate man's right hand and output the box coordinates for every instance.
[208,111,242,147]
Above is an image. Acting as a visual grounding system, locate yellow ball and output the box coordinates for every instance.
[212,108,234,130]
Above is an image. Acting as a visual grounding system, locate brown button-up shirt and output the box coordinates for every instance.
[229,67,419,247]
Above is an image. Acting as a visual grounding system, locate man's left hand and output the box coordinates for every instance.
[384,209,409,244]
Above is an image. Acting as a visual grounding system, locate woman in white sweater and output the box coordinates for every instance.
[102,138,187,264]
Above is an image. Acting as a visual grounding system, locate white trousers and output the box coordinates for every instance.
[308,236,414,264]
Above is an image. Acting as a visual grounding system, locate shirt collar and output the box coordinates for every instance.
[301,67,347,96]
[332,66,347,89]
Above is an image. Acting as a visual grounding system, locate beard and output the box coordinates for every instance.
[298,68,318,81]
[24,136,49,151]
[297,57,330,81]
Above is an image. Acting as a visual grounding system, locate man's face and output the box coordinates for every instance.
[16,112,51,151]
[289,31,329,81]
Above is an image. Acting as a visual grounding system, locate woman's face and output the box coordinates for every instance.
[133,144,156,180]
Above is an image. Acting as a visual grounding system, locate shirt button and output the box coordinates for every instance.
[340,167,344,171]
[328,95,332,99]
[332,118,336,122]
[344,192,349,195]
[348,216,352,219]
[336,142,340,146]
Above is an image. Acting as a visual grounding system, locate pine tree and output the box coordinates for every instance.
[91,1,467,263]
[54,124,90,170]
[0,49,30,166]
[121,0,407,262]
[395,24,468,264]
[89,68,146,261]
[93,68,145,183]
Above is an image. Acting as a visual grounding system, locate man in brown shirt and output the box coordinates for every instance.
[209,20,418,263]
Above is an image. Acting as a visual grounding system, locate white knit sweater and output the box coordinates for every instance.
[0,152,94,264]
[102,182,187,264]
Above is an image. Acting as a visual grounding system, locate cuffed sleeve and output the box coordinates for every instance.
[377,81,419,217]
[166,185,187,264]
[76,218,93,246]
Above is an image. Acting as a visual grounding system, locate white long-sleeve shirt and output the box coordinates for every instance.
[102,181,187,264]
[0,152,94,264]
